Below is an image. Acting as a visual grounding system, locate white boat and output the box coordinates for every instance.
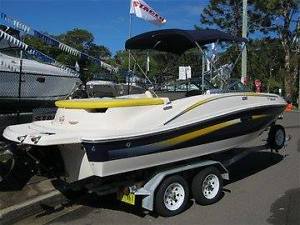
[0,26,81,112]
[2,29,287,183]
[0,51,80,99]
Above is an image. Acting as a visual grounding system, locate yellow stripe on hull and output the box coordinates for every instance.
[55,98,164,109]
[161,119,240,147]
[161,114,268,147]
[252,114,268,120]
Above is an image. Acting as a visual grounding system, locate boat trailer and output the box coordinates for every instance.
[83,123,289,217]
[0,122,289,217]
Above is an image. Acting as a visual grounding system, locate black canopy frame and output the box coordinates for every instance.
[125,29,247,55]
[125,29,247,93]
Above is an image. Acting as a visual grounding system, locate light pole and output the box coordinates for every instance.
[298,60,300,110]
[241,0,247,84]
[267,67,273,93]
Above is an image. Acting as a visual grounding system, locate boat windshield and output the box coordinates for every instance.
[156,78,250,100]
[222,79,251,92]
[161,78,214,92]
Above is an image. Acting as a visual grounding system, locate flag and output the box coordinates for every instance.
[146,55,150,72]
[130,0,166,25]
[75,61,80,72]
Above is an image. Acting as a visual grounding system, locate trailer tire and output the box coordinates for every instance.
[192,167,223,205]
[0,152,33,189]
[267,124,286,150]
[154,175,189,217]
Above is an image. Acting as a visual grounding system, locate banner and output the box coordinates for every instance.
[130,0,166,25]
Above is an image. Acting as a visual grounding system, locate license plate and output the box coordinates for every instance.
[118,192,135,205]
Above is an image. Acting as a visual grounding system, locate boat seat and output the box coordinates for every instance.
[55,97,165,109]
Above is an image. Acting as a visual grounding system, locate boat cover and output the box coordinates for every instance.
[55,98,165,109]
[125,29,247,54]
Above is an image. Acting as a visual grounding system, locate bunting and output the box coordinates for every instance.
[58,42,81,56]
[33,30,59,47]
[0,12,118,72]
[1,12,30,33]
[0,29,79,77]
[0,29,28,50]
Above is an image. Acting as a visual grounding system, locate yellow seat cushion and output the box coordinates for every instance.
[55,98,164,109]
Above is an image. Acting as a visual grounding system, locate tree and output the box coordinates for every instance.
[58,28,94,51]
[88,43,111,59]
[253,0,299,100]
[114,49,203,85]
[199,0,299,100]
[247,39,285,92]
[198,0,269,36]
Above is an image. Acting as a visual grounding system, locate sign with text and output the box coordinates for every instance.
[179,66,191,80]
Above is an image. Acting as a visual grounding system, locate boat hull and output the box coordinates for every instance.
[82,105,285,177]
[84,133,258,178]
[0,70,80,112]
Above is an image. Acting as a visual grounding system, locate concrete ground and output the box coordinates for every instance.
[10,112,300,225]
[0,177,54,210]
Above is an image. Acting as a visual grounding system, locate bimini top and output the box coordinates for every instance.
[55,98,165,109]
[125,29,247,55]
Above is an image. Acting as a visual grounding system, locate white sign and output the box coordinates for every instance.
[179,66,191,80]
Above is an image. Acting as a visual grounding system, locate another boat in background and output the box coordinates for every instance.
[0,25,81,113]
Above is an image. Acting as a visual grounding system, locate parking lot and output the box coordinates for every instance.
[13,112,300,225]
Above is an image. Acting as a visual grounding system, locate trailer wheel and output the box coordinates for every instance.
[268,124,286,150]
[192,167,223,205]
[0,149,32,189]
[154,175,189,217]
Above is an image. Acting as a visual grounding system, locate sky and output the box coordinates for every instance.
[0,0,209,54]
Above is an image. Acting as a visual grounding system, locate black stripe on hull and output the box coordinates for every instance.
[83,105,285,162]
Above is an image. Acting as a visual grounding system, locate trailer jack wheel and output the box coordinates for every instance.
[267,124,286,151]
[192,167,223,205]
[0,143,16,183]
[154,175,189,217]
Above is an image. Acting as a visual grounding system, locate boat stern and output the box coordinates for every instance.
[3,121,82,146]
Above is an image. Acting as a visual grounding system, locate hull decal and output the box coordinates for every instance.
[161,118,240,146]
